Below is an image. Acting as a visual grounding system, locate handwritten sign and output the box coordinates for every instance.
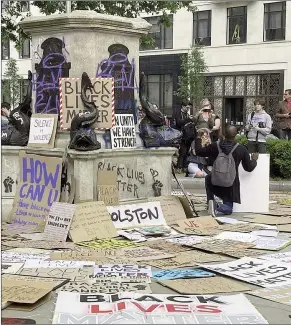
[110,114,136,149]
[1,263,24,274]
[10,153,62,230]
[118,246,174,261]
[59,77,114,130]
[77,239,136,249]
[201,257,291,288]
[2,252,49,263]
[43,202,76,242]
[177,216,218,229]
[107,202,166,229]
[248,285,291,306]
[97,171,119,206]
[69,201,117,243]
[152,268,214,280]
[23,260,95,269]
[50,250,118,261]
[28,114,57,148]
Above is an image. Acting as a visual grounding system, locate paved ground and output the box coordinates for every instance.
[2,190,291,324]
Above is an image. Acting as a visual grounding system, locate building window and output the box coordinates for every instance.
[145,74,173,115]
[19,79,29,101]
[1,80,10,103]
[227,6,247,44]
[20,1,30,12]
[1,40,10,60]
[141,15,173,50]
[20,38,30,59]
[1,0,8,11]
[264,1,286,41]
[193,10,212,46]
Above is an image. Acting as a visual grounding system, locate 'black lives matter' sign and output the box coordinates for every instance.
[59,77,114,130]
[110,114,136,149]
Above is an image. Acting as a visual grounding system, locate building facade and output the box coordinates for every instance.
[140,0,291,126]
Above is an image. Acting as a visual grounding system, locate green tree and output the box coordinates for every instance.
[2,58,23,108]
[177,44,208,110]
[1,1,192,49]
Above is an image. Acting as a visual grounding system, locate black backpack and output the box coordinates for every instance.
[182,122,197,142]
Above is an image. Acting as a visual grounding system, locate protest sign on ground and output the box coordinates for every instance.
[152,268,215,280]
[77,239,136,249]
[248,285,291,306]
[1,263,24,274]
[23,260,95,269]
[97,171,119,205]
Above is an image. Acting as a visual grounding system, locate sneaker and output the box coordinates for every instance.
[208,200,217,218]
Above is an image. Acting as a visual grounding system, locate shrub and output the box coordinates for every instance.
[235,135,291,179]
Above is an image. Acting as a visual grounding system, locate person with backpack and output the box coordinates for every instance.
[245,97,272,153]
[174,100,196,172]
[195,125,258,216]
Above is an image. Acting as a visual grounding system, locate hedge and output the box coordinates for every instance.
[236,136,291,180]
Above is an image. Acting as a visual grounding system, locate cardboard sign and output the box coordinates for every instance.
[201,257,291,288]
[152,268,215,280]
[192,238,254,253]
[222,249,266,259]
[146,251,229,270]
[118,246,175,261]
[248,285,291,306]
[70,201,117,243]
[50,250,117,261]
[142,239,191,254]
[52,292,267,324]
[240,214,291,225]
[159,277,250,294]
[18,267,93,281]
[77,239,136,249]
[10,153,62,230]
[1,263,23,274]
[97,171,119,206]
[177,216,218,229]
[59,281,152,294]
[148,195,187,224]
[43,202,76,242]
[166,235,206,246]
[2,252,49,263]
[3,240,75,250]
[59,77,114,130]
[260,251,291,263]
[110,114,136,149]
[234,154,270,213]
[23,260,95,269]
[28,114,58,148]
[108,202,166,229]
[2,279,52,304]
[173,225,219,236]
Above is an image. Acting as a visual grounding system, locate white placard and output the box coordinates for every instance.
[107,202,166,229]
[253,237,291,250]
[23,260,95,269]
[52,292,268,324]
[110,114,136,149]
[2,252,50,263]
[43,202,76,242]
[93,264,152,277]
[201,257,291,288]
[214,231,258,243]
[28,116,55,144]
[233,154,270,213]
[260,252,291,263]
[2,263,24,274]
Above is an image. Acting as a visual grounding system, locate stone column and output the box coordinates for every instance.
[20,11,151,147]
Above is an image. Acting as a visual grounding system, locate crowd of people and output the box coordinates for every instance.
[173,88,291,177]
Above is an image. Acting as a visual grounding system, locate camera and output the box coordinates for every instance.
[258,122,266,128]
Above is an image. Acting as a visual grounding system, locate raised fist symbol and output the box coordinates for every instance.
[152,180,163,197]
[3,176,14,193]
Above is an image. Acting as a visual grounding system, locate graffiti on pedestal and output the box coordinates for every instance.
[96,44,138,115]
[150,168,163,197]
[33,37,71,114]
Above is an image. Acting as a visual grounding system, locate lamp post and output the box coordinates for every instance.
[66,1,71,14]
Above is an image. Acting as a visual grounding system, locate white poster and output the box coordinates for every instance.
[110,114,136,149]
[52,292,268,324]
[1,263,24,274]
[107,202,166,229]
[28,115,55,144]
[201,257,291,288]
[23,260,95,269]
[260,252,291,263]
[2,252,50,263]
[253,237,291,251]
[234,154,270,213]
[92,264,152,278]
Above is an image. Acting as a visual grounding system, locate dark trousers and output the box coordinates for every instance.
[205,175,233,215]
[177,141,191,169]
[279,129,291,140]
[247,141,267,153]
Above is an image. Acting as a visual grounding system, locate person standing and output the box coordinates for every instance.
[276,89,291,140]
[245,98,272,154]
[193,99,214,130]
[210,104,221,142]
[195,126,258,216]
[174,100,195,172]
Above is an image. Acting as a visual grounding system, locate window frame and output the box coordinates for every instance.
[20,1,30,12]
[145,74,173,115]
[19,38,31,59]
[19,79,29,102]
[193,10,212,46]
[226,6,247,45]
[264,1,286,42]
[141,15,173,50]
[1,39,10,60]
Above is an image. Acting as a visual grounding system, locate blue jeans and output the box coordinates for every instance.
[217,201,233,215]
